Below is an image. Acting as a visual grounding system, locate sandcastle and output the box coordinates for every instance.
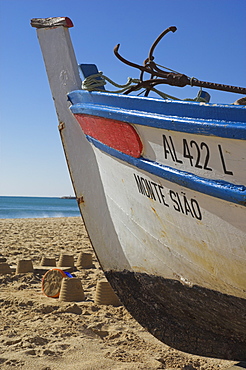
[57,254,74,268]
[95,279,121,306]
[0,262,12,275]
[10,251,121,307]
[42,268,68,298]
[16,259,34,274]
[40,256,56,267]
[59,277,85,302]
[76,252,93,268]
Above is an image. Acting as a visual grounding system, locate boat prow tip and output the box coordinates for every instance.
[31,17,73,29]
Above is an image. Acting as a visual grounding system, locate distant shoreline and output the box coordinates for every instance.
[0,196,80,219]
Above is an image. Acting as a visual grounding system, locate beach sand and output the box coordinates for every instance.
[0,217,236,370]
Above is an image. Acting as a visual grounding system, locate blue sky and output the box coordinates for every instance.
[0,0,245,197]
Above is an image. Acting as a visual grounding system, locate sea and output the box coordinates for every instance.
[0,196,81,219]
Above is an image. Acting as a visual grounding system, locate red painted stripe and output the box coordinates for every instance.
[74,114,143,158]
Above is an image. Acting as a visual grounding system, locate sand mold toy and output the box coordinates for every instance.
[42,268,73,298]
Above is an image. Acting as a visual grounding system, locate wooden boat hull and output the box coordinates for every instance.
[33,19,246,360]
[68,92,246,360]
[106,270,246,360]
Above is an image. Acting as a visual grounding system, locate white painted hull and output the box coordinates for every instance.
[32,17,246,360]
[137,125,245,185]
[92,145,245,299]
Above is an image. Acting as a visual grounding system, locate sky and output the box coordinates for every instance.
[0,0,245,197]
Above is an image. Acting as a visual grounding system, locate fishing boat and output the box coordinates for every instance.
[31,17,246,360]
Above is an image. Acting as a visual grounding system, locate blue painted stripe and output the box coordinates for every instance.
[68,91,246,140]
[86,136,246,206]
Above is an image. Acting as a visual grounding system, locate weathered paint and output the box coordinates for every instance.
[77,196,84,205]
[74,114,143,158]
[33,17,246,360]
[106,271,246,361]
[106,269,246,360]
[90,146,246,298]
[33,19,132,274]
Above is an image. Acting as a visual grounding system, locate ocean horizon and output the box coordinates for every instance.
[0,196,81,219]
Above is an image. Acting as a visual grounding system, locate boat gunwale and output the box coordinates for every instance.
[68,90,246,140]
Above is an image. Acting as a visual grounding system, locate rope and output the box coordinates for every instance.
[150,87,180,100]
[190,77,198,87]
[82,72,141,93]
[155,62,180,74]
[82,72,208,102]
